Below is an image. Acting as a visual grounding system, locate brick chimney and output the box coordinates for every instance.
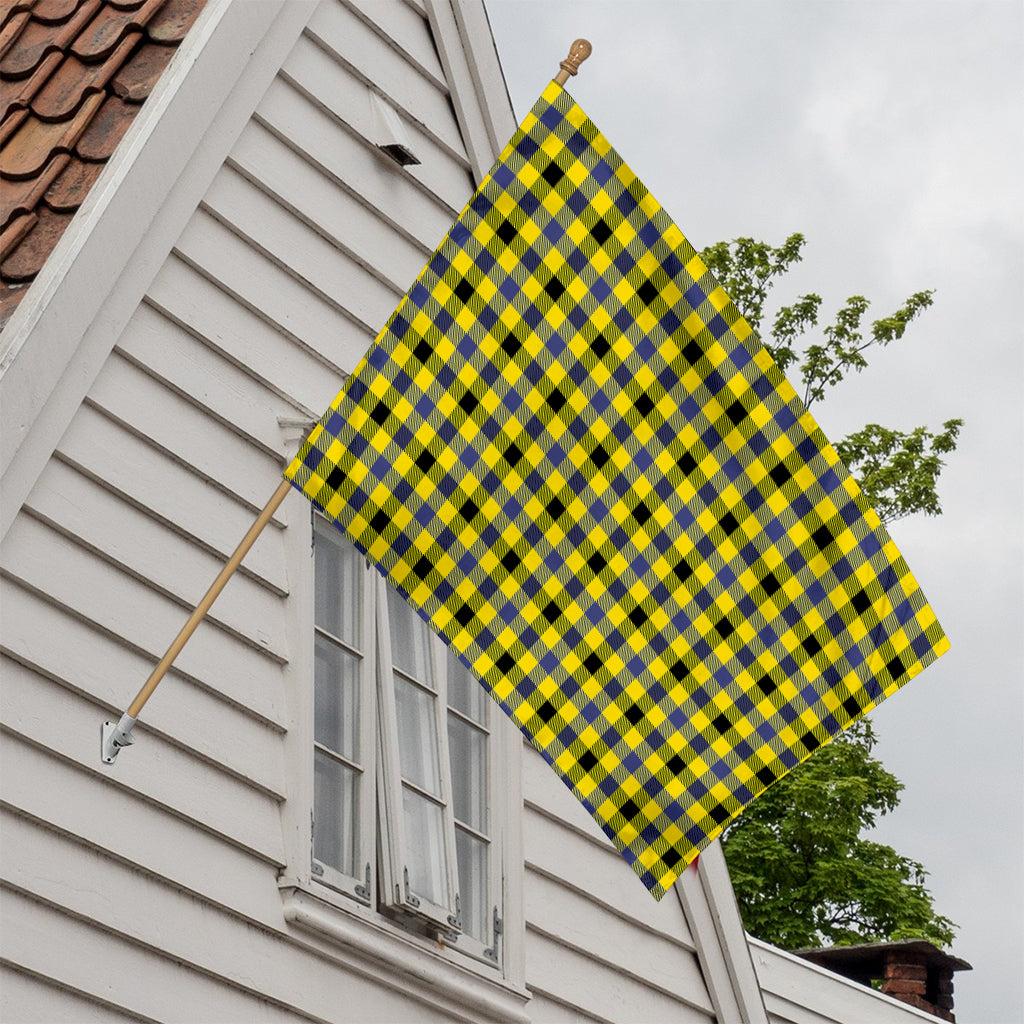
[795,939,971,1021]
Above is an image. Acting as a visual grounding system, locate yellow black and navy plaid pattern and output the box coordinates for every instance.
[286,81,949,898]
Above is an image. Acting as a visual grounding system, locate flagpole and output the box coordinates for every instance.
[101,477,293,763]
[101,41,594,765]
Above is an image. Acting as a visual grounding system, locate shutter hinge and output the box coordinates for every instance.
[403,866,421,908]
[354,862,372,904]
[483,906,502,962]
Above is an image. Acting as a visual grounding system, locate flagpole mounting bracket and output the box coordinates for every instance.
[101,713,137,765]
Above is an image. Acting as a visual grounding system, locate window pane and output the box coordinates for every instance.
[394,675,441,796]
[447,648,487,724]
[448,716,487,833]
[387,585,432,684]
[313,750,359,877]
[455,827,489,942]
[402,788,448,907]
[315,520,361,645]
[314,634,359,760]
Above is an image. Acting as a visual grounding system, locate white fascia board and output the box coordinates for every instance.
[748,937,943,1024]
[674,841,769,1024]
[424,0,516,183]
[0,0,318,542]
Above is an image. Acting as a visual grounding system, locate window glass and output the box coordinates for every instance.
[314,634,359,760]
[394,675,442,796]
[447,647,488,724]
[448,716,487,831]
[455,828,488,941]
[313,749,360,877]
[402,788,449,906]
[314,523,361,644]
[387,585,431,683]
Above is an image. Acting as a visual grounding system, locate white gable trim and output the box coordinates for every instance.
[0,0,318,542]
[675,841,769,1024]
[425,0,516,182]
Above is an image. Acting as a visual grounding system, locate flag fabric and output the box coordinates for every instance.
[286,80,949,898]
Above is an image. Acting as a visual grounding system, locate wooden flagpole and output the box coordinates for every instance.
[101,39,593,765]
[102,478,292,763]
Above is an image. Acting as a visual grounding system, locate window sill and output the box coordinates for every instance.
[279,886,531,1023]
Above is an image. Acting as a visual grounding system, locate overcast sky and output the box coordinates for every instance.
[485,3,1023,1020]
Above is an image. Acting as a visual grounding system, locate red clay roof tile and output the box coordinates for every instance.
[146,0,201,43]
[110,34,170,100]
[0,1,37,22]
[0,210,37,261]
[32,0,85,23]
[1,203,75,279]
[69,0,160,61]
[74,91,132,159]
[0,89,102,176]
[32,32,138,118]
[42,152,102,209]
[1,0,100,77]
[0,105,30,145]
[0,10,32,62]
[1,150,70,229]
[1,0,206,325]
[0,48,62,121]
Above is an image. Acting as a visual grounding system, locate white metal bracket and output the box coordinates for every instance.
[101,712,137,764]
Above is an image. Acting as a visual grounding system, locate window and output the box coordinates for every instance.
[311,512,504,964]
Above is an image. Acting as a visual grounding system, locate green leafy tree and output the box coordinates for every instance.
[703,234,960,950]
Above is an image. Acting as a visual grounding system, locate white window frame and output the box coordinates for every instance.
[375,573,505,962]
[280,507,521,982]
[309,514,376,904]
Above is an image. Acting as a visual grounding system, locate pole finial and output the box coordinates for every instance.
[555,39,592,86]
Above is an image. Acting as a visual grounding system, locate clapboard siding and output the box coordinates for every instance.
[116,303,296,465]
[54,402,289,590]
[0,742,286,928]
[0,965,143,1024]
[175,207,374,372]
[0,888,311,1024]
[200,168,405,330]
[750,940,938,1024]
[522,744,696,945]
[23,460,286,650]
[145,255,341,419]
[343,0,447,89]
[525,928,714,1024]
[2,587,286,797]
[0,660,285,862]
[256,75,458,247]
[2,516,285,727]
[304,0,465,157]
[277,34,473,211]
[0,812,461,1024]
[525,870,709,1010]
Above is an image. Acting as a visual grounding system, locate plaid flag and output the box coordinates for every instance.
[286,81,948,898]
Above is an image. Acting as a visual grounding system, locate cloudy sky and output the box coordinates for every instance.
[485,3,1023,1020]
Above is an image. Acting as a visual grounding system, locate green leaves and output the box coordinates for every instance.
[722,723,957,950]
[836,419,964,524]
[706,233,961,950]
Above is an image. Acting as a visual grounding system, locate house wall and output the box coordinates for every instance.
[0,2,722,1021]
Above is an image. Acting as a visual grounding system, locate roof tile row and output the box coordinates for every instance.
[1,0,205,326]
